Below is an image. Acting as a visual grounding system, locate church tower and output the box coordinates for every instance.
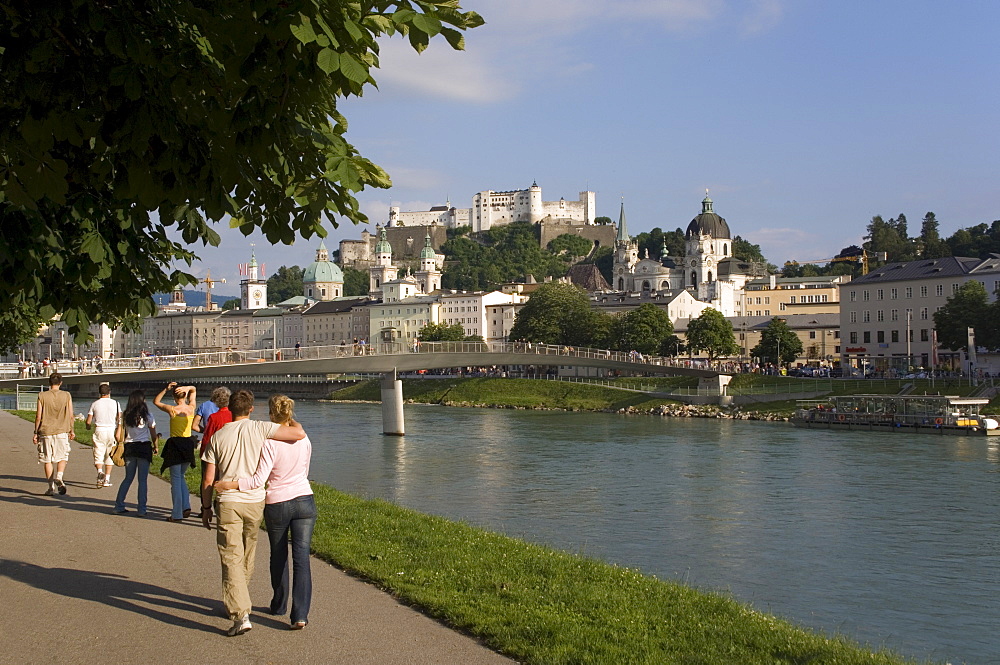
[684,191,732,296]
[303,240,344,301]
[414,232,441,294]
[369,226,398,299]
[613,200,638,291]
[240,249,268,310]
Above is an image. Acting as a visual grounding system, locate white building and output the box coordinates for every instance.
[301,297,370,346]
[839,255,1000,374]
[388,182,596,233]
[440,290,527,341]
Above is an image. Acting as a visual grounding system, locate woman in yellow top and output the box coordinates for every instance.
[154,381,197,522]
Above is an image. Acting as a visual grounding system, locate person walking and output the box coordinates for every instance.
[200,390,305,637]
[154,382,197,522]
[214,395,315,629]
[33,372,74,496]
[85,383,120,488]
[114,390,159,515]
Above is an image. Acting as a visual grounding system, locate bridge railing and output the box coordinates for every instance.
[1,341,721,379]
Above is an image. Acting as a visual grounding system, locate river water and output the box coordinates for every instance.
[293,401,1000,664]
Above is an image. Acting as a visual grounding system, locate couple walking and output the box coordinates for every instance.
[200,389,316,636]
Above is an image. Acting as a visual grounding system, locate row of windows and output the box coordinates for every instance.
[848,329,932,344]
[850,279,1000,302]
[849,307,936,323]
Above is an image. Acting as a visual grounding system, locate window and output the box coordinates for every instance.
[809,331,816,339]
[952,283,960,293]
[936,284,944,296]
[850,332,858,344]
[920,307,928,320]
[850,291,857,302]
[877,310,884,322]
[863,290,870,301]
[877,289,884,300]
[891,309,898,321]
[863,311,870,322]
[863,331,871,343]
[877,331,885,343]
[790,296,797,304]
[891,330,899,343]
[905,287,912,298]
[890,288,898,299]
[850,312,857,323]
[920,286,928,297]
[921,329,929,342]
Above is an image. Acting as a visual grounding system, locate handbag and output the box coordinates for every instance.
[111,419,126,467]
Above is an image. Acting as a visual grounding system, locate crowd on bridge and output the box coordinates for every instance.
[28,372,317,636]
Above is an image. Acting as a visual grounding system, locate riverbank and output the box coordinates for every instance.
[13,410,916,664]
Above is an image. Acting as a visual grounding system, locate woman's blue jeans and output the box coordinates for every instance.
[168,464,191,519]
[264,494,317,624]
[114,456,149,514]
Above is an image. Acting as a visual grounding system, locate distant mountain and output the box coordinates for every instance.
[152,290,238,306]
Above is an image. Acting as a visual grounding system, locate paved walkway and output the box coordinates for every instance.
[0,410,514,664]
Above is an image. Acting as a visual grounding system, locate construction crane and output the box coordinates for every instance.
[783,249,886,275]
[199,270,226,310]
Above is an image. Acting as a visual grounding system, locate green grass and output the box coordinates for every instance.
[329,377,678,412]
[11,409,919,663]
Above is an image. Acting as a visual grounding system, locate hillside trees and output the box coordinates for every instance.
[547,233,593,259]
[267,266,304,304]
[343,266,369,297]
[442,222,566,291]
[0,2,483,351]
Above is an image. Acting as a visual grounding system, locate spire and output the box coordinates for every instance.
[702,189,714,214]
[375,225,392,256]
[661,239,669,256]
[616,199,629,244]
[420,232,435,260]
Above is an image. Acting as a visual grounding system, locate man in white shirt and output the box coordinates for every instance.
[85,383,120,488]
[200,389,305,637]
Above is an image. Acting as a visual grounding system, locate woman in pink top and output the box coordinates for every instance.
[214,394,314,629]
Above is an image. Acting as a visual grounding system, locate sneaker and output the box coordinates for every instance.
[43,488,55,496]
[103,479,113,487]
[290,620,307,630]
[227,615,252,637]
[55,479,66,495]
[97,471,105,488]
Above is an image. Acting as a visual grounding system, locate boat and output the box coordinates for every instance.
[792,394,1000,436]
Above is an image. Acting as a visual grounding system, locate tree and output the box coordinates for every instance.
[750,317,803,366]
[547,234,593,260]
[932,281,991,351]
[418,322,465,342]
[684,309,740,361]
[343,266,369,297]
[594,216,613,226]
[267,266,304,304]
[609,304,674,355]
[221,298,240,311]
[509,283,598,346]
[0,3,483,351]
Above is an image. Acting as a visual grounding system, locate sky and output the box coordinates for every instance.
[195,0,1000,297]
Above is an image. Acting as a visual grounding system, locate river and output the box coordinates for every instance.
[292,401,1000,664]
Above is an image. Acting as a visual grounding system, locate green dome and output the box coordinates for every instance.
[420,233,435,259]
[375,226,392,255]
[303,260,343,283]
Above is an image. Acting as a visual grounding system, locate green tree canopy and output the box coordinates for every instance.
[442,222,566,291]
[750,317,804,366]
[509,283,597,346]
[684,309,740,361]
[608,303,674,355]
[932,280,992,351]
[0,2,482,351]
[418,322,466,342]
[267,265,304,304]
[342,266,369,297]
[547,233,593,260]
[221,298,240,311]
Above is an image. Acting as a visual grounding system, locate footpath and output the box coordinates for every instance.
[0,410,514,665]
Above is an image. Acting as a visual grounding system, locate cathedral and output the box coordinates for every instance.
[612,194,761,315]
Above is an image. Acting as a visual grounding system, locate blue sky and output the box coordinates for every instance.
[198,0,1000,295]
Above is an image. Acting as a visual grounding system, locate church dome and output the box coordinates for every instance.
[685,194,731,239]
[303,241,343,284]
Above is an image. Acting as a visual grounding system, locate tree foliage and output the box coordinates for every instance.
[418,322,466,342]
[267,265,304,304]
[547,233,593,260]
[932,281,994,351]
[343,266,369,297]
[509,283,598,346]
[221,298,240,311]
[442,222,567,291]
[608,304,673,355]
[0,2,483,351]
[750,317,803,365]
[635,227,685,261]
[684,309,740,361]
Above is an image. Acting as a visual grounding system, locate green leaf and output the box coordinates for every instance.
[339,53,368,84]
[290,17,318,44]
[412,14,442,37]
[317,48,340,74]
[80,233,106,262]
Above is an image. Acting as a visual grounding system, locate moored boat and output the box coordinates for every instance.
[792,394,1000,436]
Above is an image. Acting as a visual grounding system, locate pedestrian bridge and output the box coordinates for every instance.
[1,341,723,389]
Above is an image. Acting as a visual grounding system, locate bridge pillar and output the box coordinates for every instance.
[381,369,405,436]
